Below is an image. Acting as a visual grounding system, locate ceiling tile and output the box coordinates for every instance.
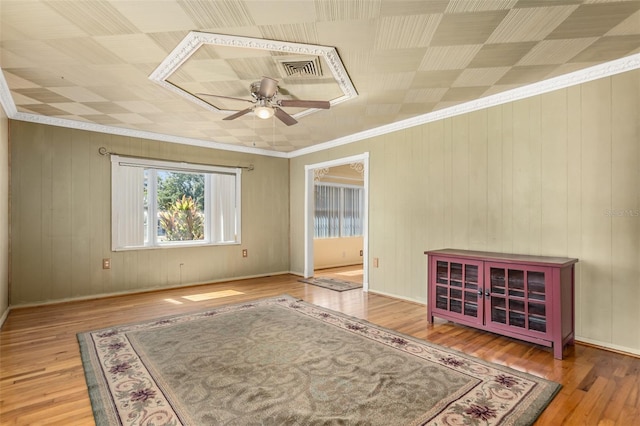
[314,0,381,21]
[446,0,518,13]
[20,103,72,116]
[419,45,483,70]
[366,103,402,116]
[10,91,42,105]
[431,10,509,45]
[411,70,463,88]
[13,88,73,103]
[496,65,558,85]
[4,68,71,88]
[315,20,376,50]
[375,14,442,49]
[109,1,196,33]
[50,102,103,116]
[517,38,597,65]
[48,86,108,103]
[452,67,510,87]
[468,41,538,67]
[259,23,320,45]
[380,0,448,15]
[487,5,579,43]
[82,114,126,125]
[45,37,127,65]
[45,1,140,36]
[1,39,79,67]
[114,101,164,114]
[246,1,317,25]
[108,113,154,124]
[441,86,490,101]
[399,102,438,115]
[84,102,131,114]
[403,88,448,103]
[569,34,640,62]
[0,1,87,39]
[177,0,255,28]
[546,2,640,39]
[94,34,169,64]
[606,9,640,36]
[371,48,426,73]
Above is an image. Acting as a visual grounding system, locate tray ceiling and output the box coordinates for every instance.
[1,0,639,156]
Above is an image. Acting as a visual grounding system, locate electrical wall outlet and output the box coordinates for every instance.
[373,257,379,268]
[360,250,363,256]
[102,258,111,269]
[242,249,248,258]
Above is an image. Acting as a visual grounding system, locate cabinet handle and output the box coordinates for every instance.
[485,291,490,297]
[477,290,483,296]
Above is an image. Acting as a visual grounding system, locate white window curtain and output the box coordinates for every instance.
[210,173,237,243]
[112,163,145,248]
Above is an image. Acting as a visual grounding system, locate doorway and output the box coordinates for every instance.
[304,153,369,291]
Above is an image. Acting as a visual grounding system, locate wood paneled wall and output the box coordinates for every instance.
[9,123,290,305]
[290,69,640,355]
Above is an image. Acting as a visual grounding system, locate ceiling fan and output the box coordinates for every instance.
[197,76,330,126]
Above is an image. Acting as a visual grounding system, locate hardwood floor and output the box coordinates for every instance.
[1,269,639,425]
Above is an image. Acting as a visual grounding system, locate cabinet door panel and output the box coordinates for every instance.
[429,257,483,325]
[484,262,552,338]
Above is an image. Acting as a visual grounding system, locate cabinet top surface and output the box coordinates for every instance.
[425,249,578,267]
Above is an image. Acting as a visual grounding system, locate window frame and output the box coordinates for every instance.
[111,155,242,251]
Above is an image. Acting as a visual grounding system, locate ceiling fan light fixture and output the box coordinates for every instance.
[254,105,274,119]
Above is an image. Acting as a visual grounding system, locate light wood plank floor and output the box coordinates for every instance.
[1,269,639,425]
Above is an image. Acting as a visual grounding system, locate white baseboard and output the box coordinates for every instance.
[8,271,292,309]
[575,336,640,358]
[366,288,426,306]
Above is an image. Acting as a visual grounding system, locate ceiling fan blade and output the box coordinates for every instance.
[258,77,279,98]
[196,93,254,103]
[278,99,330,109]
[223,108,253,121]
[274,107,298,126]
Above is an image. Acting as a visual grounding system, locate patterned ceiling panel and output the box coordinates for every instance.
[0,0,639,154]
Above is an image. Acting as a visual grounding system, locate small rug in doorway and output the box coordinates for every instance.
[298,277,362,291]
[78,295,560,425]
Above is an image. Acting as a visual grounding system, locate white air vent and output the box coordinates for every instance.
[276,56,323,78]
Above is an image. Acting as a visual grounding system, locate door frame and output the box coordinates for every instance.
[304,152,369,291]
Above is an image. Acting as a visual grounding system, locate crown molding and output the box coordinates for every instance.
[6,109,288,158]
[0,70,17,117]
[288,52,640,158]
[2,53,639,160]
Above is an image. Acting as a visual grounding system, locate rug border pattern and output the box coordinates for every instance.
[78,294,560,426]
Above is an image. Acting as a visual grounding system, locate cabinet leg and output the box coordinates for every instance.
[553,343,564,360]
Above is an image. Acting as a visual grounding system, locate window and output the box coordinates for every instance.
[314,183,363,238]
[111,155,241,250]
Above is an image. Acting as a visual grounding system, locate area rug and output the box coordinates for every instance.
[78,295,560,425]
[298,277,362,291]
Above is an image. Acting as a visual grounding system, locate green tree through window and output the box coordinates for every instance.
[157,172,204,211]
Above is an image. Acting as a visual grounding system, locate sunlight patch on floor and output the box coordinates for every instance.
[182,289,244,301]
[337,269,363,277]
[163,298,184,305]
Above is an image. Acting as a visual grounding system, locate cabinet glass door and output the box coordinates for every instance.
[432,258,482,324]
[485,263,550,336]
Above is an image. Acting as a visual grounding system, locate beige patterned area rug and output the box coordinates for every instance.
[298,277,362,291]
[78,295,560,425]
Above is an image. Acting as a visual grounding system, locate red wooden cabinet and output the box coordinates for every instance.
[426,249,578,359]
